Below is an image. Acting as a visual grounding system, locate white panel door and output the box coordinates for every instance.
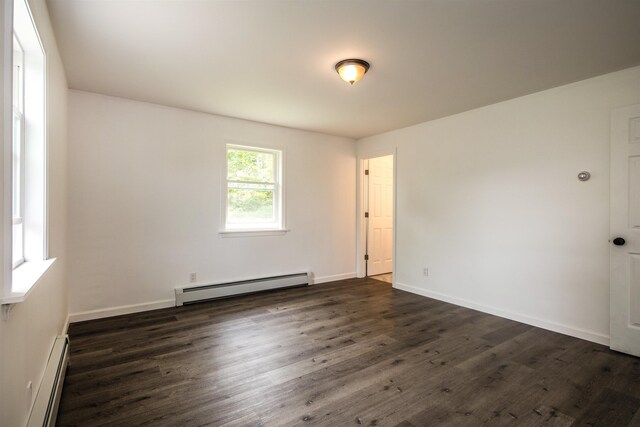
[611,104,640,357]
[368,155,393,276]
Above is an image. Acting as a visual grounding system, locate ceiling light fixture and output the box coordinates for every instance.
[335,59,370,85]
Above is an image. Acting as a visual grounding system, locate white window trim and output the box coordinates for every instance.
[1,0,50,313]
[220,143,287,235]
[12,33,25,269]
[219,229,290,238]
[1,258,55,305]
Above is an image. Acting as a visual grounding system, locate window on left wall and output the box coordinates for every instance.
[7,0,51,298]
[12,34,25,268]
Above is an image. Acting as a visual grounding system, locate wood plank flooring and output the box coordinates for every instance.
[57,278,640,426]
[370,273,392,284]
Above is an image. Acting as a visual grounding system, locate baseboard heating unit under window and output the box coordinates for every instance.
[175,272,309,306]
[27,335,69,427]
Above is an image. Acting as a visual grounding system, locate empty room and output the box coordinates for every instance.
[2,0,640,425]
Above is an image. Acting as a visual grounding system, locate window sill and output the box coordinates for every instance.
[219,229,290,238]
[0,258,56,305]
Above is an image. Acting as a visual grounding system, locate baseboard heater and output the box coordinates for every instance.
[175,272,309,306]
[27,335,69,427]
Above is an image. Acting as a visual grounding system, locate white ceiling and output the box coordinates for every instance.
[48,0,640,139]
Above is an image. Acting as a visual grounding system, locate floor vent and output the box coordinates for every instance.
[175,272,309,306]
[27,335,69,427]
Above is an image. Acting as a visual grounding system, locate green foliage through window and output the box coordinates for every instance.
[226,146,281,228]
[227,149,274,183]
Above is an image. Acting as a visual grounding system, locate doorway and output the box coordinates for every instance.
[359,154,394,282]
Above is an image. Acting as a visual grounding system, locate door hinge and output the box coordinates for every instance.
[364,169,369,175]
[364,254,369,261]
[364,212,369,218]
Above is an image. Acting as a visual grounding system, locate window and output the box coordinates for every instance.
[12,35,25,268]
[7,0,49,296]
[224,144,283,231]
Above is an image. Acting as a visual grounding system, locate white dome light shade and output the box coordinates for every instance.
[335,59,370,85]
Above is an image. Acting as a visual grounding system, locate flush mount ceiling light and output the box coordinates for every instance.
[335,59,370,85]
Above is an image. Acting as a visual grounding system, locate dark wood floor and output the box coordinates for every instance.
[57,278,640,426]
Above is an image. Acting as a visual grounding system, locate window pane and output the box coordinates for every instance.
[227,148,275,183]
[227,187,275,223]
[13,35,23,113]
[12,222,23,266]
[12,115,21,219]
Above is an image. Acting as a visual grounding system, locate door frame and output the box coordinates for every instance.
[356,148,397,281]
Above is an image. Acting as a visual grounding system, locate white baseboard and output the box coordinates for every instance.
[68,274,356,323]
[65,272,356,322]
[394,282,610,346]
[62,313,70,334]
[312,272,356,285]
[69,299,175,323]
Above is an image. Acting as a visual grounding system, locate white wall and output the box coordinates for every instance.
[67,91,356,317]
[0,0,68,425]
[358,66,640,345]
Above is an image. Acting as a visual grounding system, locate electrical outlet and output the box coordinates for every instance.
[423,267,429,277]
[190,273,197,283]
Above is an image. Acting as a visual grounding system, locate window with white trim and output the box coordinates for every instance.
[224,144,283,231]
[0,0,50,307]
[12,35,25,268]
[11,0,46,268]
